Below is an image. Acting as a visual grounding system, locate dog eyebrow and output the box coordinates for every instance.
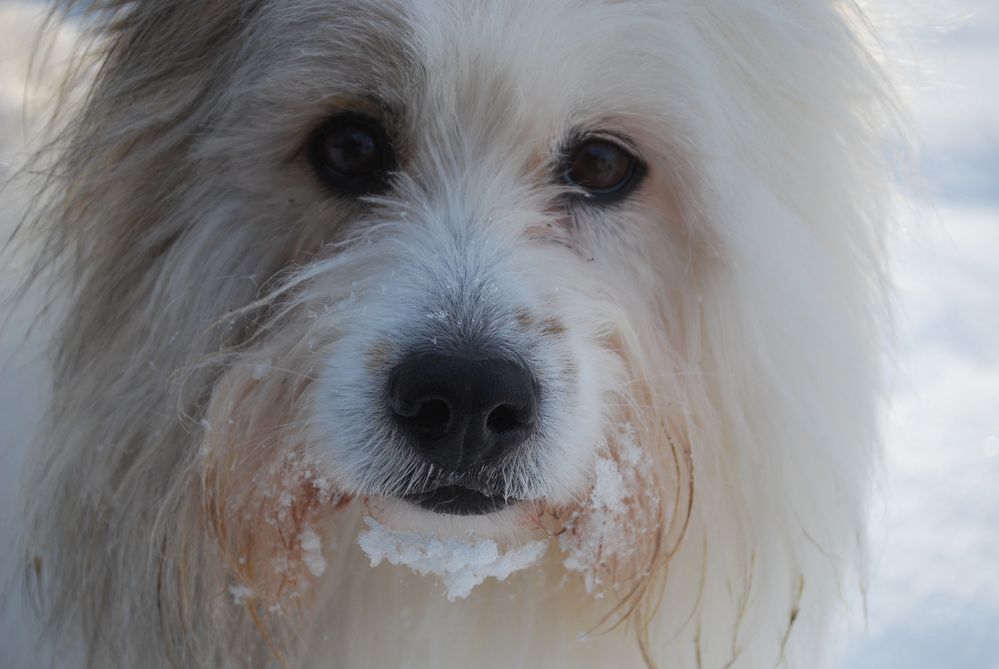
[233,4,420,163]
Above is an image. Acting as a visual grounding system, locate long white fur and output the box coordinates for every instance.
[13,0,899,667]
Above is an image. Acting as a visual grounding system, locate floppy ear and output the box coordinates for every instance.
[31,0,290,394]
[41,0,266,265]
[77,0,266,107]
[17,1,269,364]
[20,3,286,665]
[60,0,263,69]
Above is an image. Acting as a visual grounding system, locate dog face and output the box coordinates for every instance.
[306,0,690,519]
[25,0,895,665]
[194,0,709,540]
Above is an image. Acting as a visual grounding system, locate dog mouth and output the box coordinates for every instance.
[403,485,515,515]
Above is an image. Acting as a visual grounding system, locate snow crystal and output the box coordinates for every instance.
[250,359,272,380]
[559,440,644,596]
[589,457,627,516]
[229,584,254,605]
[299,528,327,577]
[356,517,547,601]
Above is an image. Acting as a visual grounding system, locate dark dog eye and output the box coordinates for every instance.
[562,138,643,202]
[308,114,394,196]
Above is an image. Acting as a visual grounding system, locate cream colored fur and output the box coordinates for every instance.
[8,1,899,667]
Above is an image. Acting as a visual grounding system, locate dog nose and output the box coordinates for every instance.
[388,352,538,470]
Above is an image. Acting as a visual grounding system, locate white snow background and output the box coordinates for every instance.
[835,2,999,667]
[0,1,996,667]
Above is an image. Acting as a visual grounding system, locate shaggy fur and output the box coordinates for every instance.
[16,1,898,667]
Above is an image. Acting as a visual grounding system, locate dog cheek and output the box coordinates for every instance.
[198,362,349,612]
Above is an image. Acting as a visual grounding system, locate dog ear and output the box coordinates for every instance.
[55,0,267,124]
[31,0,272,327]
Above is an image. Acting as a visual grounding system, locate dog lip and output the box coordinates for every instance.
[403,485,514,516]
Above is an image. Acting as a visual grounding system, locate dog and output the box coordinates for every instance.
[13,0,898,667]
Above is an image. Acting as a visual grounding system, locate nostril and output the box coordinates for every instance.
[388,352,538,470]
[486,404,525,434]
[397,398,451,436]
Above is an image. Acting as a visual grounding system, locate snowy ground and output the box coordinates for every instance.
[1,1,997,667]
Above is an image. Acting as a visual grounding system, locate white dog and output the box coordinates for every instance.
[11,0,898,667]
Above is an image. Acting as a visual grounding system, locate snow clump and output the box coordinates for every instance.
[357,517,548,601]
[299,527,328,577]
[558,424,650,597]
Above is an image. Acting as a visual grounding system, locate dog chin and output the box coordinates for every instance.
[368,495,539,541]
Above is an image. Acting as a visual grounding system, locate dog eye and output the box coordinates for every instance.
[308,114,394,196]
[562,138,643,202]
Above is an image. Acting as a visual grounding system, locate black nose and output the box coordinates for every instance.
[388,352,538,470]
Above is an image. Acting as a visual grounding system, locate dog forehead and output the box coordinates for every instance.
[259,0,689,129]
[404,0,674,101]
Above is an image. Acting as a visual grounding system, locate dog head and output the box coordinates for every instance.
[195,0,708,559]
[25,0,896,665]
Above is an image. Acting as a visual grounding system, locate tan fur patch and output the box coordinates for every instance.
[365,340,392,372]
[540,317,566,337]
